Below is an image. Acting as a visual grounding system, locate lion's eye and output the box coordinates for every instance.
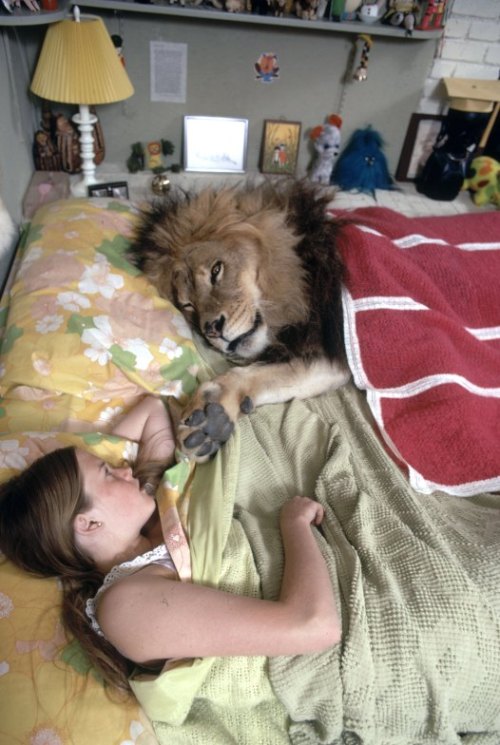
[210,261,223,285]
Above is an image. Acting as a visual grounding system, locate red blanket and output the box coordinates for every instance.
[334,206,500,496]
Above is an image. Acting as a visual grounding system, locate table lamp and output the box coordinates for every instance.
[30,6,134,196]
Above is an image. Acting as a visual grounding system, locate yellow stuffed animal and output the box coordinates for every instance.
[462,156,500,207]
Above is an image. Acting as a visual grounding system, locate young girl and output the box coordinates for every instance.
[0,394,340,694]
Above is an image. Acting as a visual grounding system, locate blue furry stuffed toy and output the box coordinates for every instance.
[331,126,395,196]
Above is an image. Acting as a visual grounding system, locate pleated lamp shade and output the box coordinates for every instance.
[30,12,134,105]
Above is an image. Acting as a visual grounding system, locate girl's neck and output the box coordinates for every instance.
[141,507,164,546]
[98,510,164,574]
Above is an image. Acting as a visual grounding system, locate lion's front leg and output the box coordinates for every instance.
[177,358,350,462]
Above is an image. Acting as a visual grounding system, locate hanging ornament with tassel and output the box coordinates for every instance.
[353,34,373,82]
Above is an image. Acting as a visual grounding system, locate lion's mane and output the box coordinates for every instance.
[129,179,346,365]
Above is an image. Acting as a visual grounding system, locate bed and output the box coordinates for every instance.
[1,191,500,745]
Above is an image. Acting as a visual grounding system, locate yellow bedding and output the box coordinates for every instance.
[0,198,201,745]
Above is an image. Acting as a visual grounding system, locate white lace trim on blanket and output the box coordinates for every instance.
[85,544,175,637]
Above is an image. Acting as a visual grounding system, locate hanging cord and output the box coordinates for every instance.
[353,34,373,82]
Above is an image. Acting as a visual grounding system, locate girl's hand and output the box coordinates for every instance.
[280,496,324,529]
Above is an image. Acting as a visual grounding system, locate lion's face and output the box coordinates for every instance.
[172,238,271,361]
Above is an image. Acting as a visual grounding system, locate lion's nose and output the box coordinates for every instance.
[204,315,225,338]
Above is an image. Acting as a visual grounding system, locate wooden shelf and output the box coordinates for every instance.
[0,0,444,38]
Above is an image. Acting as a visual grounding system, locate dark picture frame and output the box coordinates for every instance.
[260,119,302,176]
[88,181,129,199]
[395,114,445,182]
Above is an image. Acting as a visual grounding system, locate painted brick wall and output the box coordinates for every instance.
[418,0,500,114]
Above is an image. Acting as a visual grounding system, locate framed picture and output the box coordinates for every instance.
[260,120,302,176]
[395,113,445,182]
[88,181,129,199]
[183,116,248,173]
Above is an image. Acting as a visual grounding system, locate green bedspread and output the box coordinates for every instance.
[132,383,500,745]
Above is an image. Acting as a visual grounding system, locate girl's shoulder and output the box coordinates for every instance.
[86,545,177,637]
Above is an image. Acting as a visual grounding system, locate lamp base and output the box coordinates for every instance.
[72,103,99,197]
[70,177,98,198]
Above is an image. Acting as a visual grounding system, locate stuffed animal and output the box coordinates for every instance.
[295,0,320,19]
[462,156,500,207]
[309,114,342,185]
[358,0,385,23]
[416,0,447,30]
[331,126,395,196]
[382,0,420,35]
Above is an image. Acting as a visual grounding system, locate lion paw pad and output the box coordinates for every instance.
[180,402,234,461]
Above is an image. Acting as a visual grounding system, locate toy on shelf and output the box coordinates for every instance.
[33,102,104,175]
[415,0,448,30]
[146,141,164,171]
[294,0,323,20]
[358,0,386,24]
[331,126,395,196]
[126,139,180,175]
[333,0,362,21]
[308,114,343,185]
[126,142,145,173]
[381,0,421,36]
[462,156,500,207]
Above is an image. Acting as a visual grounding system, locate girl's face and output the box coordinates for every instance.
[75,449,156,538]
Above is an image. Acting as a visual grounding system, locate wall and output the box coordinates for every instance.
[87,13,437,180]
[0,0,498,289]
[418,0,500,114]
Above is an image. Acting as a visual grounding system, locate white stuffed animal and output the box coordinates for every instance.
[309,114,342,185]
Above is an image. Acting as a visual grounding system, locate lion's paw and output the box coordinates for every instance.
[178,402,235,462]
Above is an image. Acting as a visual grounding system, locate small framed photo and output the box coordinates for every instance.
[395,113,445,182]
[183,116,248,173]
[260,120,302,176]
[88,181,130,198]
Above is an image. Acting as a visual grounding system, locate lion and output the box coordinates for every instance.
[129,179,351,461]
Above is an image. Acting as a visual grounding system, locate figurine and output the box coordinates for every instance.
[272,0,292,15]
[126,143,145,174]
[309,114,342,185]
[225,0,247,11]
[147,141,163,171]
[357,0,385,23]
[462,156,500,207]
[382,0,421,35]
[55,115,81,173]
[294,0,320,19]
[331,126,395,196]
[33,130,61,172]
[416,0,447,30]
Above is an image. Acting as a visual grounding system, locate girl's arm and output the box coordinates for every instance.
[111,395,175,466]
[97,496,340,662]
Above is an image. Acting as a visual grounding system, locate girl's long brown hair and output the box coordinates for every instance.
[0,446,167,693]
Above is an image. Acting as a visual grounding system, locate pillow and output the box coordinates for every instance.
[0,432,162,745]
[0,197,201,435]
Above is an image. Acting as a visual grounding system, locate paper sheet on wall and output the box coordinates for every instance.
[150,41,187,103]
